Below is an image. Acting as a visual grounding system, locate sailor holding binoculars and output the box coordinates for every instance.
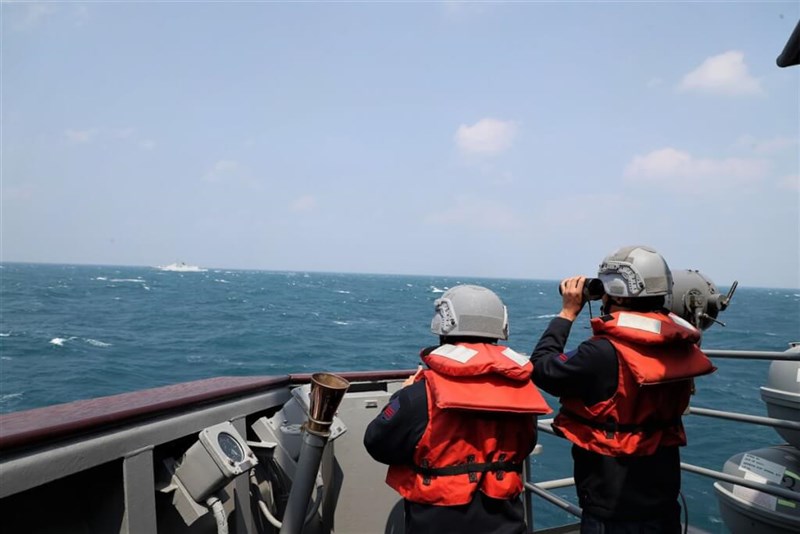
[531,245,715,534]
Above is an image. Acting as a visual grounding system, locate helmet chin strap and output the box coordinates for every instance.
[601,297,624,315]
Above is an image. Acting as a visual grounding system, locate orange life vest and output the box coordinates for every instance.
[386,343,552,505]
[554,311,716,457]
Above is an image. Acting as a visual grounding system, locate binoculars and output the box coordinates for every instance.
[558,278,605,302]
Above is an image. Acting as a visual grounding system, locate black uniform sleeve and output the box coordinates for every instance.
[530,317,619,406]
[363,379,429,465]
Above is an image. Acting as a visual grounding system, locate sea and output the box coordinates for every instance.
[1,262,799,532]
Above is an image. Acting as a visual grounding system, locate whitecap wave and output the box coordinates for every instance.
[0,333,10,337]
[535,313,558,319]
[430,286,446,293]
[50,337,67,346]
[94,276,108,281]
[110,278,147,283]
[335,290,351,294]
[215,279,230,284]
[0,356,11,361]
[0,393,23,403]
[333,320,349,325]
[85,338,112,347]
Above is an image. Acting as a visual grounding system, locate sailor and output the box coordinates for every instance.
[364,284,552,534]
[531,245,715,534]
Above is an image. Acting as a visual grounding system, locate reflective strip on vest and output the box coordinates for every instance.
[502,347,530,367]
[616,312,662,334]
[430,344,479,364]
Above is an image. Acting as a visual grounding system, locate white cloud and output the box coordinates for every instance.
[678,51,762,96]
[203,160,241,183]
[779,175,800,191]
[65,127,157,150]
[424,196,520,230]
[65,129,97,143]
[290,195,318,213]
[624,147,768,190]
[10,3,87,30]
[736,135,798,155]
[455,118,517,156]
[13,2,58,30]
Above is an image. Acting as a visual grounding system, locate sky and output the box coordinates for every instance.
[2,2,799,289]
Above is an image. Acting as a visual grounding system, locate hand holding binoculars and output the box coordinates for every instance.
[558,278,605,302]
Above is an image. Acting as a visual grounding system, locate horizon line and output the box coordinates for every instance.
[1,260,795,291]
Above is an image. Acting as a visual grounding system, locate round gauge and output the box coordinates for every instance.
[217,432,245,463]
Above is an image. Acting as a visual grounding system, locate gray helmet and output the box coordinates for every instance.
[431,285,509,340]
[597,245,673,298]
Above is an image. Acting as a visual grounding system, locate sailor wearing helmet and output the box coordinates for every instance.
[531,245,715,534]
[365,285,551,534]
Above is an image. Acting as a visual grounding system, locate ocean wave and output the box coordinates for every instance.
[110,278,146,283]
[215,279,230,284]
[1,356,12,361]
[0,333,10,337]
[50,336,77,347]
[94,277,108,281]
[0,393,23,403]
[85,338,112,347]
[335,290,351,294]
[535,313,558,319]
[333,320,349,325]
[430,286,446,293]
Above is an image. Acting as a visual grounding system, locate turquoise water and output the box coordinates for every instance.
[1,262,798,531]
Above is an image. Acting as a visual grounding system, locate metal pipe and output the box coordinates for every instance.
[681,462,800,502]
[279,373,349,534]
[703,349,800,361]
[534,477,575,491]
[279,431,327,534]
[537,419,557,436]
[524,453,535,533]
[688,406,800,431]
[542,406,800,434]
[524,482,582,518]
